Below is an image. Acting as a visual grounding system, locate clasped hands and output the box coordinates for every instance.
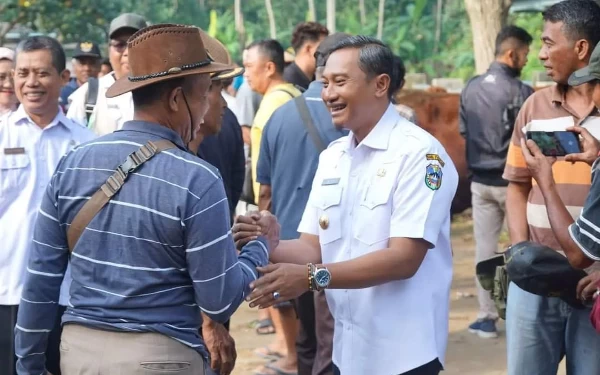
[232,211,309,309]
[521,127,600,190]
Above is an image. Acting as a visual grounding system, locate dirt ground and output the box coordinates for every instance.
[228,214,567,375]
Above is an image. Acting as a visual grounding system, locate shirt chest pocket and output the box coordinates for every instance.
[0,153,31,198]
[316,186,343,246]
[354,168,396,246]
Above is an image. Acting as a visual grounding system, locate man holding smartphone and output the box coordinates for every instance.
[521,42,600,283]
[502,1,600,374]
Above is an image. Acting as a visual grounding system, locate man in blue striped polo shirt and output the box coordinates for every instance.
[14,25,279,375]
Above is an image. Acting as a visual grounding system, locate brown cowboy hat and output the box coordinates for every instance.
[106,24,234,98]
[198,29,243,80]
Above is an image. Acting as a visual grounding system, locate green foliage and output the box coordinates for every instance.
[0,0,549,82]
[510,11,544,82]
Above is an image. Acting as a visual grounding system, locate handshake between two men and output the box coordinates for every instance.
[233,211,323,309]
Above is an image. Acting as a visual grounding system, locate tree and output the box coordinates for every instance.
[464,0,513,74]
[327,0,336,33]
[0,3,27,46]
[265,0,277,38]
[377,0,385,40]
[234,0,246,51]
[359,0,366,26]
[308,0,316,21]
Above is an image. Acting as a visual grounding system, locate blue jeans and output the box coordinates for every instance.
[506,282,600,375]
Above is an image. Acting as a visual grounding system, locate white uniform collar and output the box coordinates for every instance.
[13,104,71,132]
[345,103,400,152]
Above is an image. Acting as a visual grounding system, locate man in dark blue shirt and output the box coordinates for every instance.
[256,33,350,375]
[188,71,245,224]
[186,33,246,225]
[59,42,101,111]
[197,107,245,222]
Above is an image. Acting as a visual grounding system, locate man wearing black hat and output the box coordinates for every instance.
[254,32,350,375]
[60,41,101,111]
[67,13,147,135]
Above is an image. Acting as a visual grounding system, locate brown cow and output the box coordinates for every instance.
[395,85,549,215]
[395,89,470,215]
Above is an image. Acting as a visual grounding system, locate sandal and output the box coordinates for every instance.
[263,363,299,375]
[255,318,276,335]
[253,365,298,375]
[253,346,284,361]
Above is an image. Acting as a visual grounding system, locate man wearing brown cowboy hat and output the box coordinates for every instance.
[14,24,279,375]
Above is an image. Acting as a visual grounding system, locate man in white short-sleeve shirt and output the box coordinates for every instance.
[0,35,95,375]
[234,35,457,375]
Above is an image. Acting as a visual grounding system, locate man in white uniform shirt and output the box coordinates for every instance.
[0,36,94,375]
[67,13,147,135]
[234,36,457,375]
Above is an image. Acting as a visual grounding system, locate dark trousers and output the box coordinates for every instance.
[295,291,335,375]
[333,359,442,375]
[0,304,65,375]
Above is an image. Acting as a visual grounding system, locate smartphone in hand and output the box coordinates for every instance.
[526,131,582,157]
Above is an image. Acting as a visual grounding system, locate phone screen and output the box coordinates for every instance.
[526,131,581,156]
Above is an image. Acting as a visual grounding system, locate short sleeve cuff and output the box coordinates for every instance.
[502,167,531,183]
[390,226,437,249]
[256,174,271,185]
[297,210,319,236]
[568,221,600,261]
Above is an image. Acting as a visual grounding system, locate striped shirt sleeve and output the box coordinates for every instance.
[569,164,600,261]
[184,178,268,323]
[15,173,69,374]
[503,97,533,183]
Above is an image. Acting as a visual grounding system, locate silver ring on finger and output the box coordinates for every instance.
[272,291,280,300]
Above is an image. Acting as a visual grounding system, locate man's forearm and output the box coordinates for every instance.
[258,185,272,212]
[201,312,219,328]
[506,181,531,244]
[540,183,594,268]
[270,237,322,265]
[241,126,251,145]
[324,243,427,289]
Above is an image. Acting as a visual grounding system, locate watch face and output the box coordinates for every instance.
[315,269,331,288]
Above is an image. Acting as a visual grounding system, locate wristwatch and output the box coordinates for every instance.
[312,266,332,291]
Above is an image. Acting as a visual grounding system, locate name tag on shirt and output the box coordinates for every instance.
[4,147,25,155]
[322,178,340,186]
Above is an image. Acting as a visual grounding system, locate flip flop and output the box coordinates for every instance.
[253,346,284,361]
[254,318,276,335]
[265,363,299,375]
[253,364,298,375]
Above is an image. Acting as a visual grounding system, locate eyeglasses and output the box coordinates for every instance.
[109,41,128,53]
[0,73,13,83]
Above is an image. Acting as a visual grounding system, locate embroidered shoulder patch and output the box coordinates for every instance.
[425,163,443,191]
[426,153,445,167]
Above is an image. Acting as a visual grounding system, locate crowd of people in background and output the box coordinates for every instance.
[2,1,600,375]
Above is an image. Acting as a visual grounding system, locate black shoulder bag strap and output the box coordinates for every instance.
[294,96,326,152]
[85,77,99,123]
